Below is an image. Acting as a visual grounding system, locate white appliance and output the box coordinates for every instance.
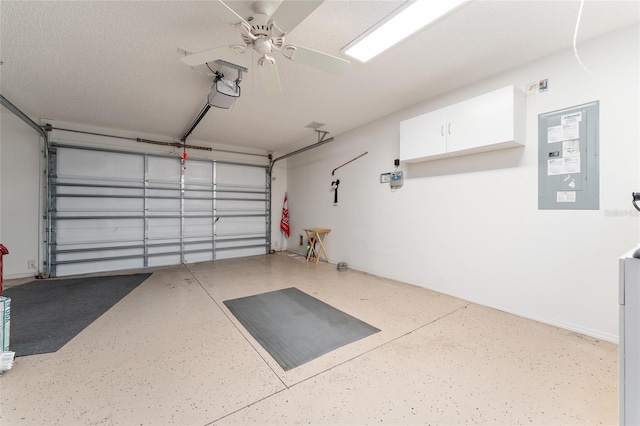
[619,244,640,425]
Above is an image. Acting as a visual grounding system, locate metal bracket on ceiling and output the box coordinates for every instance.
[316,130,330,143]
[214,59,248,85]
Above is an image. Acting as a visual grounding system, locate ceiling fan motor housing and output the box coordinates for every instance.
[242,12,285,51]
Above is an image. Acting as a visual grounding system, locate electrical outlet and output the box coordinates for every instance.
[28,260,36,270]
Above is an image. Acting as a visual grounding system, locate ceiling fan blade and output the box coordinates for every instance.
[180,46,239,67]
[210,0,248,26]
[258,61,282,95]
[270,0,324,33]
[285,45,350,75]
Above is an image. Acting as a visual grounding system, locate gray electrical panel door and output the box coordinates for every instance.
[538,101,599,210]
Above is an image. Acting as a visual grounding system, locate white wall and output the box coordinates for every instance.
[287,24,640,342]
[0,109,43,279]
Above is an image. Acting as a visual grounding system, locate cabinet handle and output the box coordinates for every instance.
[441,125,444,137]
[448,123,451,135]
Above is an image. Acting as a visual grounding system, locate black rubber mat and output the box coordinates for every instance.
[3,273,151,356]
[224,287,380,371]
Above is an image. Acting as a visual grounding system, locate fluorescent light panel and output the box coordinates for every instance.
[342,0,467,63]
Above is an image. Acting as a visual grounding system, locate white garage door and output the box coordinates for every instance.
[48,144,269,277]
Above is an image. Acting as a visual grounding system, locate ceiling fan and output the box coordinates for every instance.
[180,0,350,95]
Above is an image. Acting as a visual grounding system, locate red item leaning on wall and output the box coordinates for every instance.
[0,245,9,297]
[280,194,290,238]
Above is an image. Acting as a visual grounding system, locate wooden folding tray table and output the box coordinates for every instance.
[304,228,331,264]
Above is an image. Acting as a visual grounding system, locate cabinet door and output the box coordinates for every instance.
[399,109,447,162]
[446,86,517,153]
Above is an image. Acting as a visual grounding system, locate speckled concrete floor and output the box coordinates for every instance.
[0,253,617,425]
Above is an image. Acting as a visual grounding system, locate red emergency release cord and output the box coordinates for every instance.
[182,140,188,169]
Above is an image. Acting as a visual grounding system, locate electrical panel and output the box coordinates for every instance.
[538,101,599,210]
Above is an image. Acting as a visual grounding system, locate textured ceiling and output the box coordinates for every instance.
[1,1,639,153]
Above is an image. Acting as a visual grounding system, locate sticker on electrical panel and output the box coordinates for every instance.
[548,123,579,144]
[548,125,563,144]
[563,139,580,157]
[548,158,565,175]
[548,157,581,176]
[557,191,576,203]
[563,157,581,174]
[564,175,576,189]
[561,111,582,125]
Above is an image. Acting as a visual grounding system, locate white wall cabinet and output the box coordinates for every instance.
[400,85,525,162]
[399,108,447,160]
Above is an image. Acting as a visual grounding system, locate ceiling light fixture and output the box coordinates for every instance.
[342,0,467,63]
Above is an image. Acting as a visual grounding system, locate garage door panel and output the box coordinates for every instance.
[216,237,266,249]
[55,219,144,244]
[217,192,266,201]
[148,218,181,239]
[216,200,266,212]
[184,198,213,212]
[49,145,268,277]
[184,161,213,184]
[147,254,181,268]
[216,217,266,236]
[57,257,144,277]
[56,247,144,263]
[147,198,180,212]
[147,242,180,253]
[148,157,181,183]
[184,217,213,237]
[56,197,144,213]
[57,149,143,182]
[184,241,214,264]
[217,163,265,186]
[58,186,143,197]
[216,247,265,260]
[147,186,181,195]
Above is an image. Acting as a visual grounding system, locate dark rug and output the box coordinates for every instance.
[224,287,380,371]
[3,273,151,356]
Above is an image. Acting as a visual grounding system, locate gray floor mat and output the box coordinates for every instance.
[4,273,151,356]
[224,287,380,371]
